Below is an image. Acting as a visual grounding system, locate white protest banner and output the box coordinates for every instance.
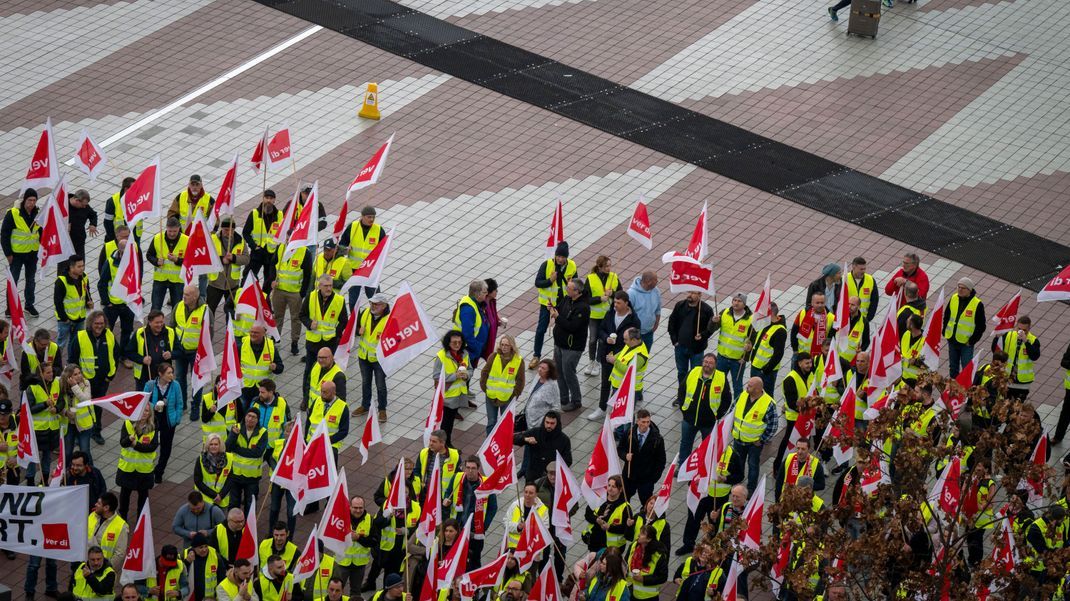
[0,484,89,561]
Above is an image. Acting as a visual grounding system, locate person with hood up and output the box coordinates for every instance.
[627,271,661,350]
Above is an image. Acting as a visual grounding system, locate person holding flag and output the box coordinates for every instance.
[432,331,473,446]
[749,302,788,395]
[237,324,283,407]
[171,284,209,416]
[615,409,666,506]
[514,410,571,484]
[24,362,61,485]
[185,532,222,601]
[597,327,648,418]
[147,217,189,312]
[284,185,329,233]
[337,496,376,597]
[66,189,98,259]
[942,277,986,378]
[167,174,214,232]
[791,292,833,363]
[626,524,668,601]
[677,353,731,464]
[98,226,140,367]
[228,406,268,514]
[271,224,314,357]
[448,456,498,571]
[355,292,391,423]
[667,290,715,407]
[242,189,283,291]
[305,378,349,455]
[417,429,460,496]
[126,310,176,390]
[69,311,115,445]
[365,497,418,591]
[339,205,386,306]
[503,482,550,551]
[775,436,825,501]
[583,475,632,552]
[207,217,250,319]
[708,293,755,395]
[314,239,352,292]
[301,276,348,407]
[2,189,41,315]
[584,255,621,376]
[117,401,159,520]
[991,315,1040,401]
[103,177,140,243]
[249,379,291,456]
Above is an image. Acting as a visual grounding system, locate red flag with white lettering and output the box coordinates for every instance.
[929,456,962,516]
[922,288,945,370]
[377,281,438,376]
[109,241,144,320]
[342,227,393,293]
[216,324,243,406]
[37,200,75,270]
[292,530,320,584]
[739,475,765,550]
[476,453,515,499]
[77,391,150,422]
[1038,265,1070,302]
[347,134,395,198]
[4,264,28,348]
[270,421,304,494]
[122,157,162,231]
[122,501,156,581]
[651,455,678,518]
[22,118,58,192]
[527,559,562,601]
[36,173,69,227]
[318,468,351,555]
[294,421,338,514]
[416,456,443,550]
[822,383,857,466]
[358,405,381,466]
[283,181,319,260]
[460,554,509,593]
[418,543,439,601]
[514,508,551,572]
[16,393,38,469]
[661,201,707,264]
[182,215,222,285]
[544,199,565,258]
[551,451,579,543]
[477,400,515,474]
[236,495,259,565]
[333,300,359,372]
[437,514,472,587]
[72,127,107,181]
[266,128,293,170]
[250,128,268,173]
[626,195,652,250]
[989,291,1020,335]
[48,436,66,487]
[581,416,622,507]
[607,360,636,427]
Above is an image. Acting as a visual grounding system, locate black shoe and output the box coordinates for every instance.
[4,550,14,559]
[26,306,38,317]
[154,473,163,484]
[362,582,376,593]
[45,591,60,600]
[675,546,693,557]
[1052,435,1064,445]
[92,433,106,445]
[24,594,33,601]
[291,341,299,356]
[561,403,581,412]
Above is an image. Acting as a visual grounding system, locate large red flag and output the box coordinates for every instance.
[346,134,395,198]
[5,264,28,348]
[37,199,75,270]
[475,453,516,499]
[944,350,982,419]
[514,509,551,571]
[216,324,243,406]
[823,383,857,466]
[377,282,438,376]
[739,475,765,550]
[76,391,150,422]
[1038,265,1070,302]
[357,408,381,466]
[661,201,707,264]
[416,456,442,549]
[477,401,515,474]
[283,181,319,260]
[318,468,351,555]
[930,455,962,516]
[35,173,69,227]
[921,288,946,370]
[551,451,579,543]
[22,118,58,192]
[527,559,562,601]
[72,127,107,181]
[581,416,622,507]
[989,291,1021,335]
[209,154,238,230]
[607,361,636,427]
[460,554,509,594]
[292,530,320,584]
[668,261,715,295]
[16,393,38,469]
[330,197,349,243]
[543,199,565,259]
[122,157,162,231]
[437,515,472,587]
[122,501,156,581]
[182,215,222,285]
[109,241,144,320]
[270,421,304,494]
[418,543,439,601]
[294,421,338,514]
[266,128,293,170]
[236,496,259,565]
[626,195,652,250]
[235,278,280,340]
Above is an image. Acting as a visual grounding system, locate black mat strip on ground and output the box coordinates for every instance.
[257,0,1069,290]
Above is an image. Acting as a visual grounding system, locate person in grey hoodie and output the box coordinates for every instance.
[172,490,225,547]
[628,271,662,349]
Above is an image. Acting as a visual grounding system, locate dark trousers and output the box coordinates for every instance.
[119,485,149,522]
[269,484,298,538]
[359,357,388,410]
[151,281,183,312]
[831,0,850,11]
[88,377,109,437]
[338,564,367,598]
[674,346,703,403]
[245,248,277,290]
[155,413,176,479]
[598,360,613,410]
[10,252,37,307]
[966,527,985,567]
[467,538,485,573]
[533,305,551,358]
[682,495,718,550]
[774,420,795,469]
[206,286,237,319]
[230,478,261,515]
[734,440,764,495]
[1054,389,1070,441]
[442,407,459,446]
[365,546,404,590]
[622,476,657,508]
[104,304,136,359]
[25,554,58,594]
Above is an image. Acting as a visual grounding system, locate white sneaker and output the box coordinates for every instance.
[583,361,595,376]
[585,408,605,420]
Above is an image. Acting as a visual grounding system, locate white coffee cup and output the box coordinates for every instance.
[499,316,509,327]
[608,333,617,345]
[155,400,166,411]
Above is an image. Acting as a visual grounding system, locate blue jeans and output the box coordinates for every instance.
[641,332,654,350]
[533,305,551,358]
[674,345,703,403]
[757,369,776,398]
[24,441,54,485]
[359,357,388,410]
[733,440,764,495]
[678,420,713,465]
[151,281,182,311]
[25,554,58,593]
[173,348,193,417]
[717,355,744,395]
[65,427,93,467]
[56,319,84,355]
[947,342,974,378]
[486,400,507,434]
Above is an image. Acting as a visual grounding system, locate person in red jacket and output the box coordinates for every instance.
[884,252,929,300]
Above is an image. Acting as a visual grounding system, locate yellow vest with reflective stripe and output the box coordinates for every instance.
[8,207,39,253]
[1003,330,1037,383]
[25,342,58,374]
[706,445,736,498]
[418,447,460,493]
[258,539,299,569]
[118,420,156,474]
[231,427,267,478]
[252,398,288,448]
[175,190,213,231]
[185,545,220,593]
[209,235,244,282]
[538,259,577,306]
[132,326,176,380]
[56,274,90,320]
[506,502,548,548]
[839,317,866,363]
[681,367,727,415]
[29,379,61,432]
[485,353,522,401]
[587,575,629,601]
[626,545,662,599]
[944,295,981,345]
[751,323,786,370]
[87,512,128,562]
[586,272,619,320]
[198,453,233,506]
[314,253,350,288]
[845,273,876,318]
[610,343,649,391]
[795,309,833,356]
[240,337,274,388]
[275,246,308,293]
[452,296,483,336]
[732,391,774,443]
[436,350,470,398]
[782,369,813,422]
[250,208,283,252]
[358,308,388,362]
[900,331,925,380]
[72,563,116,601]
[308,398,347,449]
[345,221,383,268]
[146,562,185,601]
[152,232,188,283]
[716,309,752,360]
[201,392,236,443]
[309,554,335,600]
[175,302,208,351]
[109,192,144,237]
[103,241,127,305]
[0,428,17,465]
[306,293,345,343]
[76,329,116,381]
[256,571,295,601]
[337,512,374,567]
[844,370,869,420]
[308,362,343,409]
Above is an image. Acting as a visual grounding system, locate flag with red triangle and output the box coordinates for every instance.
[943,350,982,420]
[357,408,381,466]
[459,553,509,594]
[626,195,652,250]
[216,322,243,406]
[235,277,280,340]
[753,274,772,321]
[22,118,58,192]
[270,421,304,494]
[16,393,38,469]
[651,455,678,518]
[929,455,962,516]
[251,128,268,173]
[236,496,259,565]
[526,559,563,601]
[580,416,622,506]
[989,291,1021,336]
[292,530,320,584]
[551,451,579,543]
[208,153,239,231]
[418,542,439,601]
[769,533,792,599]
[377,281,439,377]
[514,508,551,571]
[478,401,515,474]
[73,127,107,181]
[822,383,857,466]
[424,364,447,447]
[191,315,216,394]
[182,215,223,285]
[544,199,565,258]
[341,227,394,292]
[437,514,472,587]
[607,360,637,427]
[318,468,351,555]
[109,241,144,320]
[283,181,319,260]
[834,263,850,330]
[294,420,338,514]
[331,197,349,242]
[785,406,817,455]
[385,457,408,512]
[35,173,69,227]
[333,302,359,372]
[668,260,715,295]
[48,436,65,487]
[37,198,75,269]
[4,264,28,349]
[738,475,765,550]
[722,557,744,601]
[1038,264,1070,302]
[921,288,946,370]
[347,134,395,197]
[416,455,442,550]
[662,201,707,264]
[476,453,516,499]
[76,391,150,422]
[122,157,162,231]
[122,501,156,582]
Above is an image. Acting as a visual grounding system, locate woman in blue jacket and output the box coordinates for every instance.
[144,362,182,484]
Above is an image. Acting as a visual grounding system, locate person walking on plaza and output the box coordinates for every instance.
[628,271,661,349]
[172,284,209,417]
[992,315,1040,400]
[237,324,283,407]
[228,407,268,514]
[89,491,129,571]
[20,328,62,391]
[70,309,117,410]
[531,241,577,369]
[942,277,986,378]
[339,205,386,306]
[147,362,183,484]
[584,256,620,375]
[2,189,41,315]
[147,217,188,312]
[271,230,313,357]
[837,297,870,366]
[242,189,283,291]
[677,353,731,463]
[173,490,226,548]
[25,363,61,485]
[709,293,754,394]
[301,275,348,407]
[453,279,489,369]
[207,217,250,318]
[307,346,347,415]
[314,239,351,291]
[776,353,814,468]
[355,293,391,422]
[66,189,99,258]
[99,226,140,365]
[54,254,92,352]
[167,174,214,232]
[749,302,787,394]
[668,291,715,407]
[594,291,641,418]
[127,310,176,390]
[103,177,140,244]
[117,404,159,520]
[731,377,778,495]
[480,334,525,431]
[885,252,929,300]
[616,409,665,506]
[552,279,589,412]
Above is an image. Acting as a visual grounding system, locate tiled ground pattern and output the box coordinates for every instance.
[1,0,1069,598]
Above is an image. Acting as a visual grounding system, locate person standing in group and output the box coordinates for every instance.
[98,226,140,366]
[677,353,731,463]
[242,189,284,291]
[54,254,92,352]
[2,189,41,315]
[207,217,250,319]
[837,297,869,367]
[591,291,641,419]
[285,186,328,233]
[749,302,787,395]
[228,407,268,514]
[667,291,714,408]
[24,362,61,485]
[628,271,662,350]
[432,331,471,446]
[66,189,99,259]
[103,177,140,245]
[552,279,589,412]
[480,278,504,365]
[942,277,986,378]
[480,334,525,432]
[70,310,115,445]
[992,315,1040,400]
[355,293,391,423]
[453,279,489,370]
[237,324,283,409]
[314,239,351,291]
[885,252,929,301]
[146,362,182,484]
[516,408,570,484]
[271,234,314,357]
[117,404,159,520]
[71,545,116,601]
[806,263,842,312]
[127,310,176,390]
[249,379,291,456]
[172,284,209,418]
[730,377,778,495]
[305,380,349,456]
[147,217,188,312]
[584,256,620,375]
[709,293,754,394]
[20,329,62,391]
[449,457,498,572]
[616,409,666,506]
[339,205,385,306]
[307,346,347,415]
[58,365,93,466]
[88,491,129,572]
[590,327,648,421]
[195,433,234,509]
[896,282,927,334]
[775,353,814,468]
[791,292,832,362]
[845,257,880,322]
[301,275,348,407]
[167,174,214,232]
[531,241,577,369]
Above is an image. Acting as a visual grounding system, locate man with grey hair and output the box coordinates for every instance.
[552,279,589,411]
[66,188,98,259]
[627,270,661,349]
[942,277,985,378]
[885,251,929,300]
[453,279,489,368]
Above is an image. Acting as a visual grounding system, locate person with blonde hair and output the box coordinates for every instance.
[195,433,234,508]
[59,364,94,466]
[480,334,525,433]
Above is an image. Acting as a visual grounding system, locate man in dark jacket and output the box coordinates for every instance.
[667,291,715,407]
[66,451,107,508]
[806,263,842,312]
[615,409,666,505]
[552,280,589,412]
[678,353,733,463]
[513,411,571,483]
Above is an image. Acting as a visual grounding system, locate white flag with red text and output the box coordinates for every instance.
[109,241,144,320]
[358,405,382,466]
[22,118,58,192]
[283,181,319,260]
[271,421,304,493]
[293,421,338,514]
[235,277,280,340]
[753,274,772,321]
[922,288,945,370]
[662,201,707,264]
[416,455,442,550]
[347,134,395,197]
[651,455,678,517]
[191,310,216,394]
[73,127,107,181]
[607,360,636,427]
[37,199,75,269]
[478,401,515,474]
[377,281,438,376]
[627,195,652,250]
[580,416,622,507]
[122,157,162,231]
[739,475,765,550]
[292,530,320,584]
[385,457,408,512]
[216,324,243,406]
[182,215,222,285]
[318,468,351,555]
[266,128,293,170]
[77,392,150,422]
[236,496,258,566]
[209,154,238,230]
[1038,265,1070,302]
[341,227,394,293]
[120,501,156,583]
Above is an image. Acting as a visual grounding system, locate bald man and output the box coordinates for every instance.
[172,284,208,418]
[305,379,349,457]
[238,323,283,409]
[730,377,778,495]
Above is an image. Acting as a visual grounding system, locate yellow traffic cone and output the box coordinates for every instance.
[359,82,381,120]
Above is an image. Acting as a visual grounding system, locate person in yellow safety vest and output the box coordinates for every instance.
[212,508,247,569]
[117,405,159,521]
[432,331,473,445]
[907,384,941,449]
[584,255,621,375]
[668,291,716,408]
[88,491,130,570]
[126,309,177,390]
[355,293,391,423]
[366,501,420,591]
[167,174,215,233]
[206,217,250,320]
[314,240,352,292]
[480,335,525,433]
[900,314,926,386]
[195,434,235,508]
[336,496,375,596]
[531,241,577,369]
[54,253,93,352]
[992,315,1040,401]
[25,362,61,485]
[20,329,61,391]
[305,379,350,454]
[606,327,649,405]
[201,378,239,445]
[227,407,268,514]
[843,351,871,423]
[963,461,996,567]
[103,177,140,242]
[626,525,667,600]
[307,343,347,412]
[216,558,256,601]
[259,522,299,572]
[504,482,550,549]
[452,280,490,368]
[731,377,778,495]
[585,548,630,601]
[71,311,116,443]
[942,278,986,378]
[238,324,283,400]
[678,444,744,556]
[249,379,291,453]
[301,275,348,406]
[970,351,1006,430]
[2,189,42,315]
[629,496,670,552]
[146,544,189,601]
[775,437,826,501]
[58,364,94,468]
[242,189,284,292]
[417,429,461,497]
[306,558,338,601]
[838,297,870,365]
[98,227,139,369]
[185,532,221,601]
[584,475,633,552]
[271,240,314,357]
[1025,506,1067,583]
[448,457,497,571]
[748,302,788,397]
[374,458,423,509]
[370,573,405,601]
[775,352,815,468]
[844,257,879,322]
[709,292,755,395]
[895,281,927,334]
[172,285,209,417]
[148,217,189,312]
[72,546,117,601]
[339,205,385,308]
[791,292,833,362]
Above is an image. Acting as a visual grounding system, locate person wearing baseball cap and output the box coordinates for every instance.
[167,174,214,232]
[339,205,386,307]
[354,292,391,423]
[314,238,352,292]
[242,188,284,291]
[207,216,250,318]
[227,406,267,515]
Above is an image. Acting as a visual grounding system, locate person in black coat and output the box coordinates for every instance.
[806,263,842,312]
[595,291,642,414]
[513,410,572,483]
[552,280,590,412]
[667,291,715,406]
[616,409,666,506]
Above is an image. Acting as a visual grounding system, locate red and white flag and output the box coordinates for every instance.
[235,278,280,340]
[251,128,269,173]
[1028,431,1049,466]
[651,455,678,518]
[868,302,902,390]
[822,383,857,466]
[438,515,472,587]
[834,264,850,330]
[191,314,216,394]
[859,451,889,496]
[929,455,962,516]
[122,157,162,231]
[331,197,349,242]
[943,351,982,420]
[1038,264,1070,302]
[109,241,144,320]
[37,198,75,269]
[4,264,28,348]
[273,188,301,248]
[266,128,293,170]
[679,429,714,482]
[292,530,320,584]
[283,181,319,260]
[36,173,69,226]
[270,421,304,493]
[216,324,243,406]
[607,360,637,427]
[418,543,439,601]
[1020,431,1049,504]
[77,391,150,422]
[121,501,156,583]
[347,134,395,198]
[294,421,338,514]
[333,304,359,372]
[753,274,772,321]
[342,227,394,293]
[785,406,817,454]
[72,127,107,181]
[476,452,516,499]
[385,457,408,512]
[22,118,58,192]
[662,201,707,264]
[527,559,562,601]
[16,393,38,469]
[182,215,222,285]
[48,436,66,487]
[626,195,652,250]
[460,554,509,594]
[0,326,18,391]
[769,534,792,599]
[416,456,443,550]
[423,365,447,447]
[378,281,439,376]
[478,401,515,474]
[921,288,946,370]
[722,558,744,601]
[978,519,1018,601]
[318,468,351,555]
[862,387,891,421]
[236,495,259,566]
[990,291,1021,335]
[208,154,239,230]
[580,416,622,507]
[819,344,842,392]
[544,198,565,258]
[514,508,551,572]
[357,407,381,466]
[738,475,765,550]
[668,261,716,295]
[551,451,579,543]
